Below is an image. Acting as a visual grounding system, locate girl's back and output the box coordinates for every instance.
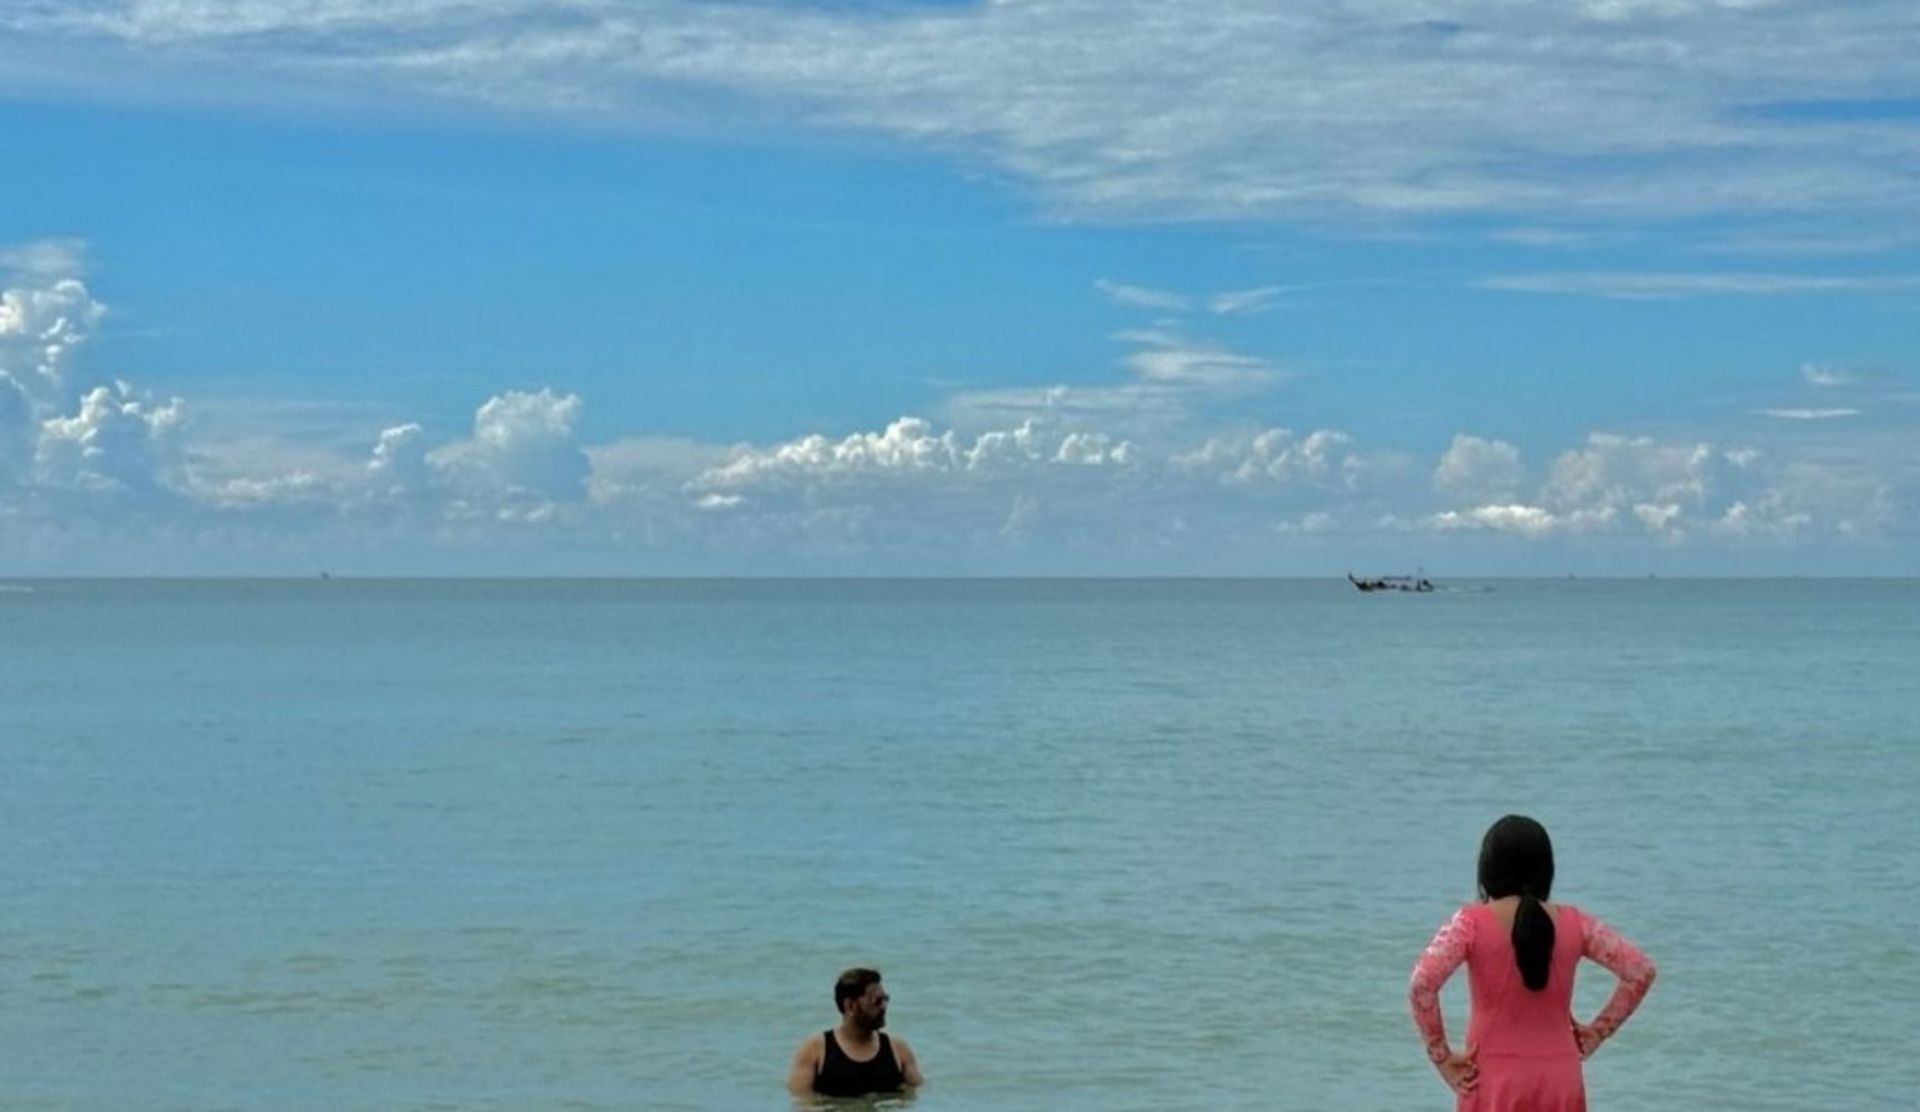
[1464,900,1584,1060]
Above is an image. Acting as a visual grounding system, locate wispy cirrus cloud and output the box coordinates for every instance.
[0,239,89,279]
[1479,272,1920,299]
[1803,363,1857,388]
[1757,407,1862,420]
[1207,285,1287,316]
[1489,227,1619,250]
[1801,362,1900,389]
[1094,279,1189,311]
[7,1,1920,229]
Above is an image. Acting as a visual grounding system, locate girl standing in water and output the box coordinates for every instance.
[1409,815,1657,1109]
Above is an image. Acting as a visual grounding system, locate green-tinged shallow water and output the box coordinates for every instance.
[3,579,1917,1109]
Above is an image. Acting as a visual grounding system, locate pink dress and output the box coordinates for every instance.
[1409,903,1655,1111]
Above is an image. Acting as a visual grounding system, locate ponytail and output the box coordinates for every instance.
[1512,892,1556,991]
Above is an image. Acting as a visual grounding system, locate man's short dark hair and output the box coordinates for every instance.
[834,968,882,1013]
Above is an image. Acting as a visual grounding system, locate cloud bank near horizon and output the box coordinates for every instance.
[3,241,1911,573]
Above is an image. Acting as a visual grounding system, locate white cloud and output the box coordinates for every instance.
[585,435,728,507]
[1428,502,1622,538]
[0,239,88,280]
[692,415,1137,495]
[1798,362,1898,390]
[366,422,429,497]
[1433,434,1526,503]
[1207,286,1286,316]
[1055,431,1132,466]
[1757,407,1860,420]
[429,388,588,502]
[0,372,35,485]
[1171,428,1359,488]
[1123,343,1275,389]
[1490,227,1616,249]
[1094,279,1189,311]
[1413,426,1912,545]
[942,381,1215,444]
[1802,363,1853,388]
[1543,433,1716,515]
[0,246,192,502]
[10,2,1920,227]
[0,255,105,398]
[1715,498,1812,538]
[1431,503,1564,538]
[35,381,186,495]
[1632,502,1684,533]
[1480,272,1920,299]
[205,470,334,509]
[942,322,1283,436]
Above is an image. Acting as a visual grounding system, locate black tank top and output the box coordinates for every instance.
[814,1029,905,1097]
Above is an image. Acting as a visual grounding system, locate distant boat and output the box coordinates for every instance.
[1348,571,1434,593]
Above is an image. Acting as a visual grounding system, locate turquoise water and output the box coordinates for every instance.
[2,579,1916,1109]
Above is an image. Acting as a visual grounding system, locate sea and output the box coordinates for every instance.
[2,578,1916,1110]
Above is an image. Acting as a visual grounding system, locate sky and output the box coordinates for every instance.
[2,0,1917,575]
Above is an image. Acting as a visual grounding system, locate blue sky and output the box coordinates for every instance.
[2,0,1917,574]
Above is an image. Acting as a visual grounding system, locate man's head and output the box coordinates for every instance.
[833,967,889,1031]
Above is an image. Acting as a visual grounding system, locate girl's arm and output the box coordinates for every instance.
[1409,907,1473,1063]
[1579,912,1657,1044]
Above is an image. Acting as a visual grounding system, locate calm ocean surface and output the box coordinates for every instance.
[2,579,1917,1110]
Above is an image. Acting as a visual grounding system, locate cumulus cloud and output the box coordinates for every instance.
[1171,428,1360,488]
[366,422,429,497]
[429,388,588,502]
[1415,426,1914,544]
[0,244,191,503]
[1716,497,1812,538]
[1423,433,1730,538]
[35,381,186,495]
[1,257,104,398]
[8,2,1920,229]
[1544,433,1716,515]
[692,415,1136,495]
[1431,503,1569,539]
[1433,434,1526,503]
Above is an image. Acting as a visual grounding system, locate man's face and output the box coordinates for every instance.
[845,983,889,1030]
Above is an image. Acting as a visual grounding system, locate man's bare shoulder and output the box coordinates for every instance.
[786,1031,827,1095]
[890,1032,924,1086]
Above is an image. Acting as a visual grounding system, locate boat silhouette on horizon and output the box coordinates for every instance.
[1348,570,1435,593]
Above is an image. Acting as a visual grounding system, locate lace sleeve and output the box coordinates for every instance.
[1580,912,1657,1040]
[1409,907,1472,1064]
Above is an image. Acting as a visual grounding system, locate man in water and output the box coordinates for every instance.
[786,967,924,1098]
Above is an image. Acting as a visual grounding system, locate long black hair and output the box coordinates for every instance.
[1478,814,1556,991]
